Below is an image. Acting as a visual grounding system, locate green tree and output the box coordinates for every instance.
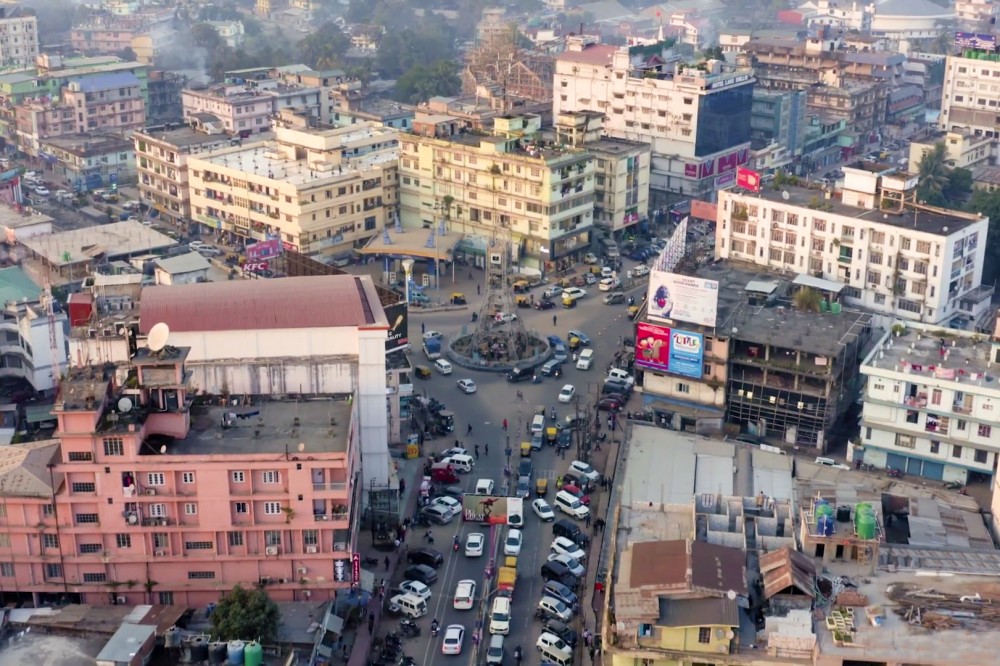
[966,188,1000,286]
[298,22,351,70]
[944,167,973,203]
[702,45,726,60]
[916,142,951,205]
[793,287,822,313]
[394,60,460,104]
[377,26,455,78]
[192,23,224,52]
[211,585,281,643]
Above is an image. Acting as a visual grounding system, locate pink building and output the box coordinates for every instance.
[0,276,393,608]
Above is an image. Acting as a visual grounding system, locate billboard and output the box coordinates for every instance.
[736,167,761,192]
[635,322,705,379]
[384,301,409,354]
[646,271,719,327]
[690,200,718,222]
[247,239,282,261]
[956,32,997,52]
[461,494,512,525]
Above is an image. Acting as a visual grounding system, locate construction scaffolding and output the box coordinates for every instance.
[462,20,554,104]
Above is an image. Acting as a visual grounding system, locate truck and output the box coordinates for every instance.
[497,556,517,598]
[423,336,442,360]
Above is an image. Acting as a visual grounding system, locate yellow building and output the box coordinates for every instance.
[187,122,398,260]
[398,112,595,272]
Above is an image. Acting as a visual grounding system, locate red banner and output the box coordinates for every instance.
[352,552,361,582]
[736,167,761,192]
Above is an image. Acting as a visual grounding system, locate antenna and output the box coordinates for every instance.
[117,397,133,413]
[147,322,170,352]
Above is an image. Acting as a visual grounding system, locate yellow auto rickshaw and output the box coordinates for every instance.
[513,280,530,294]
[545,426,558,445]
[515,295,530,308]
[535,478,548,496]
[562,295,577,308]
[589,265,603,275]
[414,365,432,379]
[451,292,467,305]
[568,336,581,351]
[627,305,640,319]
[520,441,531,457]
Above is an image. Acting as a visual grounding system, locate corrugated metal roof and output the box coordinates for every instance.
[759,547,816,599]
[558,44,618,67]
[0,266,41,305]
[139,275,380,333]
[70,71,141,94]
[154,252,211,274]
[658,597,740,627]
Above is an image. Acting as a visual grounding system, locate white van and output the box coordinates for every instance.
[606,368,634,386]
[486,634,505,665]
[434,359,453,375]
[489,596,511,635]
[554,490,590,520]
[391,593,428,618]
[536,632,573,665]
[531,413,545,436]
[815,457,850,470]
[576,349,594,370]
[446,453,475,473]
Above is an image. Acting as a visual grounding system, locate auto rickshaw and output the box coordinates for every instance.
[515,294,530,308]
[512,280,530,294]
[568,336,581,351]
[520,441,532,457]
[451,292,467,305]
[589,265,603,275]
[627,304,640,319]
[545,426,558,445]
[414,365,432,379]
[535,478,548,496]
[573,275,586,287]
[562,295,577,308]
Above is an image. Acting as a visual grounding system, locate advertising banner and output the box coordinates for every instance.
[646,271,719,327]
[956,32,997,51]
[247,239,281,261]
[383,301,409,354]
[667,329,705,378]
[351,552,360,582]
[461,494,509,525]
[690,200,718,222]
[242,260,269,273]
[635,323,705,379]
[736,167,761,192]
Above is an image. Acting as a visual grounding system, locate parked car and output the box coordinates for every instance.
[550,536,586,561]
[392,580,432,601]
[532,498,555,521]
[543,579,578,607]
[407,547,444,568]
[403,564,438,585]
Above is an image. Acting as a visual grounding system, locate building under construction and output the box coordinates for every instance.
[462,10,554,104]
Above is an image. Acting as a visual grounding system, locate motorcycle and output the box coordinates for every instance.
[887,468,903,478]
[399,620,420,637]
[549,408,557,421]
[453,536,460,552]
[363,555,380,567]
[430,620,440,638]
[532,374,542,384]
[514,646,523,664]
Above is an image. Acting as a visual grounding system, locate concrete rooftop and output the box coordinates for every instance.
[867,326,998,389]
[726,301,873,358]
[20,221,177,266]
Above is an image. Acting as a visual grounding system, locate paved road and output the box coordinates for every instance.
[386,270,644,664]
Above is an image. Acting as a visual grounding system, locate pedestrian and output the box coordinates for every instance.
[589,646,596,662]
[516,390,523,400]
[421,321,425,334]
[585,513,592,528]
[394,538,400,550]
[502,418,508,431]
[467,423,473,435]
[617,335,622,346]
[342,644,349,660]
[484,442,489,455]
[474,444,480,459]
[399,478,406,494]
[384,555,390,570]
[368,615,374,633]
[477,284,481,295]
[553,314,557,326]
[584,630,592,647]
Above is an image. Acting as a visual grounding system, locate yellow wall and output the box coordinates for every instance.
[658,624,733,653]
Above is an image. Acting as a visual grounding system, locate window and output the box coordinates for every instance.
[906,410,919,424]
[185,541,213,550]
[71,482,96,493]
[103,437,124,456]
[232,471,246,483]
[147,473,164,486]
[957,420,967,431]
[42,534,59,549]
[676,383,690,393]
[697,627,711,644]
[82,572,107,583]
[234,502,248,514]
[188,571,216,580]
[953,445,963,458]
[979,424,992,437]
[262,471,280,484]
[149,503,166,517]
[228,531,244,547]
[0,534,9,548]
[0,563,12,577]
[895,434,915,449]
[304,529,319,546]
[975,448,989,464]
[115,534,131,548]
[184,503,197,515]
[153,533,168,549]
[930,441,940,454]
[68,452,93,462]
[158,591,175,605]
[265,530,282,546]
[44,564,63,579]
[181,472,195,484]
[931,389,942,406]
[264,502,282,515]
[79,543,101,554]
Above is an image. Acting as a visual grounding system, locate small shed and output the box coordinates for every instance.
[95,622,156,666]
[154,252,211,285]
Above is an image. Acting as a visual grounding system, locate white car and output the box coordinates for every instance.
[188,241,208,251]
[532,498,555,521]
[457,379,477,394]
[536,632,573,660]
[475,478,495,495]
[576,349,594,370]
[396,580,432,601]
[633,264,650,277]
[33,186,50,196]
[465,532,485,557]
[494,312,518,323]
[550,536,585,561]
[453,580,476,610]
[583,252,598,264]
[440,447,468,459]
[558,384,576,403]
[434,359,453,375]
[442,624,465,654]
[547,552,585,577]
[504,528,523,556]
[422,330,444,341]
[489,596,511,635]
[197,246,222,257]
[432,496,462,517]
[598,277,620,291]
[568,460,601,483]
[562,287,586,301]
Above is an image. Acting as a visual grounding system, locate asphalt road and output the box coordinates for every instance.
[388,269,645,664]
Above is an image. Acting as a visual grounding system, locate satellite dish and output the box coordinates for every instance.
[727,589,737,600]
[117,397,133,413]
[298,443,306,452]
[781,190,790,201]
[147,322,170,352]
[159,445,167,454]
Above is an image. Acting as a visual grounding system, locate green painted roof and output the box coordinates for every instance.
[0,267,41,305]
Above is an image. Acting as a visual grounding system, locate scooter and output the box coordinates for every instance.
[453,536,460,552]
[431,620,440,637]
[549,408,557,422]
[532,375,542,384]
[399,620,420,637]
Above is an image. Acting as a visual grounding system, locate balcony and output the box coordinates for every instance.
[314,510,349,523]
[312,482,348,493]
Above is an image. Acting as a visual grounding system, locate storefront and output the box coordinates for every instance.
[545,228,591,273]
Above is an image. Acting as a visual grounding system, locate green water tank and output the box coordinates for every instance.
[857,512,877,540]
[244,642,263,666]
[854,503,871,523]
[831,302,842,314]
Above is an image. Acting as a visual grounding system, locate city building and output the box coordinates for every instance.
[462,8,554,103]
[0,265,67,395]
[553,110,651,236]
[716,162,992,329]
[146,70,185,123]
[907,130,992,174]
[38,135,136,192]
[972,165,1000,191]
[204,20,246,48]
[857,320,1000,483]
[0,4,37,70]
[181,79,321,136]
[328,81,414,131]
[956,0,1000,30]
[68,7,174,54]
[187,123,399,260]
[152,252,211,285]
[750,88,807,162]
[940,42,1000,138]
[133,124,237,231]
[806,0,871,31]
[800,113,848,172]
[398,113,595,271]
[869,0,955,53]
[554,36,754,203]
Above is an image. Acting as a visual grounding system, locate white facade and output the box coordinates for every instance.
[3,302,68,394]
[0,8,37,70]
[956,0,999,28]
[859,321,1000,483]
[806,0,872,30]
[203,21,246,48]
[940,51,1000,138]
[716,181,991,327]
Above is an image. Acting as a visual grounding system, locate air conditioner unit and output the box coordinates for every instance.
[146,488,156,496]
[333,542,347,551]
[116,596,127,604]
[155,550,165,557]
[278,578,287,584]
[298,567,308,575]
[265,546,279,555]
[305,546,318,554]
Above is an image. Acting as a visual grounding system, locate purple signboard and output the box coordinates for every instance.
[956,32,998,51]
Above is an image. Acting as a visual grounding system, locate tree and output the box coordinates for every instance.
[394,60,460,104]
[191,23,223,53]
[376,25,455,78]
[298,22,351,70]
[211,585,281,643]
[702,46,726,61]
[944,167,973,204]
[966,188,1000,286]
[916,142,951,205]
[793,287,822,313]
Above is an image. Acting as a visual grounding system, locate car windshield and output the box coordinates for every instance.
[506,535,519,545]
[492,609,509,621]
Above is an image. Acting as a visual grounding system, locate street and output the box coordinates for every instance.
[384,268,644,664]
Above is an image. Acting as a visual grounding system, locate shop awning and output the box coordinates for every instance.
[359,226,464,260]
[24,404,55,424]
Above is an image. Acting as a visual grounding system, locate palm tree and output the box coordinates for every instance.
[917,142,950,204]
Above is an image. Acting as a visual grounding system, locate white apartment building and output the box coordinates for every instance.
[0,5,37,70]
[858,321,1000,484]
[940,48,1000,138]
[805,0,871,31]
[188,123,398,260]
[716,162,992,329]
[553,36,754,203]
[398,113,595,270]
[907,130,992,173]
[134,124,238,230]
[956,0,999,29]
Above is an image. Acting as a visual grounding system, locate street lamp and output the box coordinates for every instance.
[401,259,414,305]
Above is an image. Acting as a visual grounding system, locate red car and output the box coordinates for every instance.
[561,483,590,505]
[597,397,622,412]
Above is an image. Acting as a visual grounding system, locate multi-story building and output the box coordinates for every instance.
[134,124,236,231]
[554,36,754,203]
[858,321,1000,484]
[328,81,414,131]
[940,44,1000,138]
[69,7,173,54]
[908,130,992,173]
[398,113,595,271]
[716,162,993,329]
[553,111,650,236]
[39,134,136,191]
[750,89,807,159]
[0,4,37,70]
[204,20,246,48]
[181,79,321,136]
[956,0,1000,30]
[188,123,398,259]
[807,0,872,30]
[869,0,955,53]
[146,70,185,123]
[0,265,67,395]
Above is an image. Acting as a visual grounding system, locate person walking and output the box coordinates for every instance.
[467,423,473,435]
[383,556,390,570]
[474,444,480,459]
[553,314,557,326]
[421,322,425,334]
[484,442,489,456]
[502,418,508,431]
[585,513,592,528]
